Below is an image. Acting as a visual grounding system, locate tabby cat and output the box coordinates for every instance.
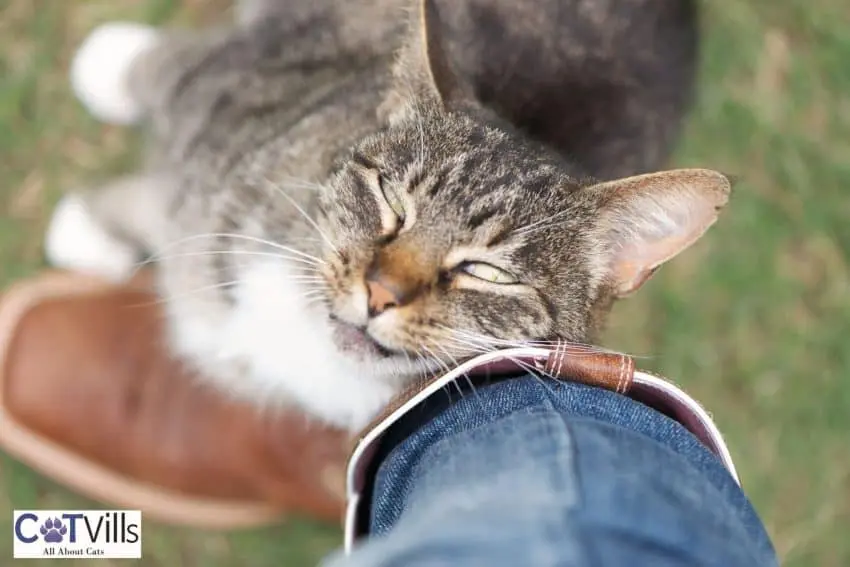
[47,0,730,431]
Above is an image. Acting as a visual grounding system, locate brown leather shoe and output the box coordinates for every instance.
[0,270,349,529]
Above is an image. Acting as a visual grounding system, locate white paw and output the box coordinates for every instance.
[70,22,160,125]
[234,0,266,26]
[44,195,138,282]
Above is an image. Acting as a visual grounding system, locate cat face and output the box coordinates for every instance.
[318,110,597,365]
[313,0,731,373]
[317,108,731,371]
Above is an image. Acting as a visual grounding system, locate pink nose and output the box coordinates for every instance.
[366,278,401,316]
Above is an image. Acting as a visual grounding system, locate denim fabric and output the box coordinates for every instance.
[325,376,778,567]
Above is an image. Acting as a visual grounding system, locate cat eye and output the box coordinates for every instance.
[378,174,405,220]
[457,262,519,285]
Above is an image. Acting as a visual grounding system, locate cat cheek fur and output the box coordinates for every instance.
[325,261,371,327]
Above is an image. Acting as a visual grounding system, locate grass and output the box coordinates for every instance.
[1,0,848,565]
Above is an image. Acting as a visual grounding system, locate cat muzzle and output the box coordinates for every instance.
[329,317,394,359]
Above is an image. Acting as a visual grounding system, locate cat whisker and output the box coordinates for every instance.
[302,286,331,302]
[420,345,452,375]
[504,356,560,396]
[412,352,430,378]
[440,334,494,357]
[419,329,492,360]
[421,345,466,398]
[411,351,444,384]
[442,325,621,356]
[414,352,458,406]
[441,329,504,354]
[395,344,431,376]
[421,346,449,373]
[300,289,330,300]
[434,344,482,406]
[434,343,463,369]
[511,207,575,237]
[413,347,435,374]
[147,232,327,265]
[206,234,327,264]
[130,272,329,308]
[398,348,413,370]
[136,249,327,272]
[276,175,325,193]
[444,330,610,394]
[304,297,331,310]
[286,235,325,246]
[126,280,244,308]
[134,262,325,290]
[261,177,340,256]
[304,290,330,301]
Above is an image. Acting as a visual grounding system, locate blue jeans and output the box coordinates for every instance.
[325,376,778,566]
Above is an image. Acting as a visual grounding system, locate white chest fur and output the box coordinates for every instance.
[167,260,399,432]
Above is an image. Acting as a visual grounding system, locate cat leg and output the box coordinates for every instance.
[234,0,314,26]
[72,21,233,128]
[45,175,171,283]
[235,0,274,26]
[70,22,162,125]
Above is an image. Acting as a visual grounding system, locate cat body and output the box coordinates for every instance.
[48,0,730,431]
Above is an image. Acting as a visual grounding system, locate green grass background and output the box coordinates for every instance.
[1,0,848,565]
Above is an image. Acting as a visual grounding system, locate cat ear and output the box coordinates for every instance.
[386,0,473,116]
[587,168,733,297]
[416,0,469,105]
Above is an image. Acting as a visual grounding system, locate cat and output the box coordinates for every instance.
[46,0,730,432]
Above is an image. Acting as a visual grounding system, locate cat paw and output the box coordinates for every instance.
[234,0,267,26]
[44,195,138,282]
[70,22,160,125]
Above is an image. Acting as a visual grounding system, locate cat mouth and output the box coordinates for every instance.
[329,318,395,359]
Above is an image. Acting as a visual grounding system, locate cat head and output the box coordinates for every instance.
[316,0,731,369]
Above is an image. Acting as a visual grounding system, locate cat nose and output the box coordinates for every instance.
[365,243,427,316]
[366,278,400,316]
[366,268,421,316]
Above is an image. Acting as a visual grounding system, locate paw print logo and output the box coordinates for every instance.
[39,517,67,543]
